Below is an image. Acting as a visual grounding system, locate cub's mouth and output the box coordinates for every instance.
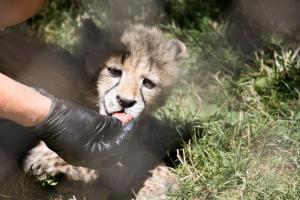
[108,110,133,125]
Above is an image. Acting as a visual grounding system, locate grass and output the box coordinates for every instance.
[3,0,300,199]
[156,22,300,199]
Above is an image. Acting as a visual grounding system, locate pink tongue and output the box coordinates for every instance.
[112,112,133,125]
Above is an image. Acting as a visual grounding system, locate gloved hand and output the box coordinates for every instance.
[34,91,135,170]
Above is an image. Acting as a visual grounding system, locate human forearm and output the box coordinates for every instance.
[0,73,135,169]
[0,73,51,127]
[0,0,46,28]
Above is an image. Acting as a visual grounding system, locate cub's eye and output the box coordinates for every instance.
[143,78,157,89]
[107,67,122,78]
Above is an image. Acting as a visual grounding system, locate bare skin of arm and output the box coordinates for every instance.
[0,1,50,126]
[0,73,51,127]
[0,0,46,28]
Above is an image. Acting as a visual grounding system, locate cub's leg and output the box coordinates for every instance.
[23,141,98,183]
[136,164,179,200]
[25,143,181,200]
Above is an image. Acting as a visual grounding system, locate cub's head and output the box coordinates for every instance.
[80,20,186,122]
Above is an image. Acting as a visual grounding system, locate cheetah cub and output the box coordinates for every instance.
[6,20,186,199]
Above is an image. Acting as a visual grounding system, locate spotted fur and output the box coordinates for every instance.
[136,165,180,200]
[0,20,186,199]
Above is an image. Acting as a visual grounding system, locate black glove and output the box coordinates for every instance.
[34,91,135,170]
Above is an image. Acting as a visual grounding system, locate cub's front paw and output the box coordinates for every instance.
[136,165,179,200]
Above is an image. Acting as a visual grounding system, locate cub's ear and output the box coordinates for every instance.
[168,39,187,61]
[80,19,101,46]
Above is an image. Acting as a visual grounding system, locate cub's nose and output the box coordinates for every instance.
[116,95,137,108]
